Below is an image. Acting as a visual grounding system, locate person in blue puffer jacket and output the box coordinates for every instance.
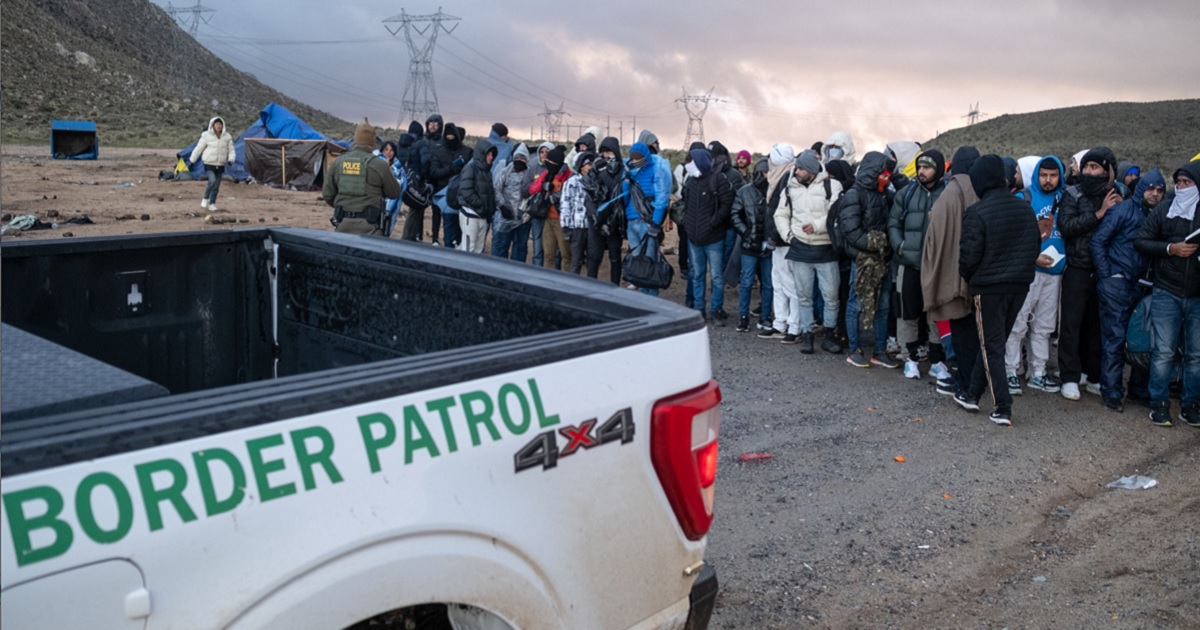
[1090,168,1166,411]
[623,140,671,296]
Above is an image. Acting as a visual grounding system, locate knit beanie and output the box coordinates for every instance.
[545,146,566,174]
[492,122,509,137]
[917,149,946,182]
[1080,147,1117,174]
[354,118,375,148]
[794,150,822,175]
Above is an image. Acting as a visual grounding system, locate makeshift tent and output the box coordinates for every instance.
[243,138,346,190]
[176,103,343,183]
[51,120,98,160]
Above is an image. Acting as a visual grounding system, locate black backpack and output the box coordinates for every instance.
[822,180,849,257]
[445,172,464,211]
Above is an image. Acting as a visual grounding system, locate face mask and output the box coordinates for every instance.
[1078,173,1108,198]
[629,156,646,170]
[876,170,892,193]
[513,160,528,172]
[685,162,701,178]
[828,147,844,160]
[1167,185,1199,220]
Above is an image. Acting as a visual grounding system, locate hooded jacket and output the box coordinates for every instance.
[1134,161,1200,298]
[429,123,473,191]
[1018,156,1068,275]
[457,139,498,219]
[921,146,982,320]
[525,141,556,193]
[491,142,530,233]
[821,131,857,165]
[425,114,444,145]
[959,155,1041,293]
[681,149,734,245]
[396,120,432,179]
[565,126,601,174]
[190,116,236,167]
[888,169,946,270]
[623,141,670,225]
[594,136,626,205]
[636,130,674,214]
[487,128,514,164]
[1091,169,1164,282]
[839,152,893,259]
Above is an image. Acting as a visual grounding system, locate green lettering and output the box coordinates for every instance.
[529,378,560,428]
[291,427,343,490]
[403,405,442,464]
[247,435,296,502]
[461,390,501,446]
[193,448,246,516]
[2,486,73,567]
[426,397,460,453]
[498,383,532,435]
[358,413,396,474]
[135,459,198,532]
[75,473,133,545]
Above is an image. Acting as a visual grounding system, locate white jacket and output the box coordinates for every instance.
[775,170,842,247]
[190,116,236,167]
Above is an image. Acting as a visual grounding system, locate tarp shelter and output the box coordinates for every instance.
[243,138,346,190]
[176,103,345,183]
[51,120,98,160]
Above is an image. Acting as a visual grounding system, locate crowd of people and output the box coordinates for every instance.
[322,116,1200,429]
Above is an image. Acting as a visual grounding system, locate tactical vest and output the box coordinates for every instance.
[337,154,373,196]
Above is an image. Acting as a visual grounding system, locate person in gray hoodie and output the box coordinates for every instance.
[491,142,533,261]
[527,141,556,267]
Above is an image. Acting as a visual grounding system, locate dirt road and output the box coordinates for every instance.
[3,145,1197,629]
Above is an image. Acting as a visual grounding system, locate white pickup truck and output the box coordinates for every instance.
[1,228,720,629]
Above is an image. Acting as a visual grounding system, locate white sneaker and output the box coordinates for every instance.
[208,204,218,212]
[930,361,952,381]
[1061,382,1081,401]
[1085,381,1101,396]
[903,360,920,380]
[201,199,209,208]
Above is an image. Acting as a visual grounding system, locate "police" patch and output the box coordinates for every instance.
[342,162,362,175]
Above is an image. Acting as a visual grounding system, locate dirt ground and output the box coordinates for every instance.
[3,145,1198,629]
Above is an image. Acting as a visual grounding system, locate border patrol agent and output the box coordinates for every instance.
[324,118,401,235]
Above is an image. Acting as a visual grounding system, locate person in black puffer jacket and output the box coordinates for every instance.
[1057,147,1124,398]
[840,151,896,365]
[587,136,626,284]
[731,158,774,332]
[957,154,1041,424]
[1133,160,1200,427]
[428,123,473,247]
[398,120,434,242]
[682,148,735,323]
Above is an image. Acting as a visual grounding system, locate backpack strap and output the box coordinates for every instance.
[823,177,832,202]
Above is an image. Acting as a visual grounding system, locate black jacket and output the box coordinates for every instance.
[429,124,472,192]
[1057,184,1106,270]
[888,178,945,269]
[731,180,771,256]
[396,124,432,179]
[840,152,894,259]
[1134,162,1200,298]
[682,172,734,246]
[457,139,497,218]
[959,155,1041,294]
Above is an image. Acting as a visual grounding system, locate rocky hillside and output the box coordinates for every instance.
[925,100,1200,173]
[0,0,360,148]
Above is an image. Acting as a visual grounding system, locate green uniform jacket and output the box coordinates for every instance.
[322,146,401,216]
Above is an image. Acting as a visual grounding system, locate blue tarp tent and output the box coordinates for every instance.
[176,103,336,181]
[51,120,99,160]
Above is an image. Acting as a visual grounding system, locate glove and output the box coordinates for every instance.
[646,222,663,240]
[541,179,553,193]
[500,204,515,220]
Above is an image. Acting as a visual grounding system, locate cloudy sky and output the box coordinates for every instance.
[154,0,1198,154]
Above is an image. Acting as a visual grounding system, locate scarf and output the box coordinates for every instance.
[1167,186,1198,221]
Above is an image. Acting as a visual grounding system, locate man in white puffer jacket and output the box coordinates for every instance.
[777,150,844,353]
[189,116,236,211]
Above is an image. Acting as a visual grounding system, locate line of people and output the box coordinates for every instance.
[325,116,1198,429]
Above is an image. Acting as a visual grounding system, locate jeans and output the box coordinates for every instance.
[531,218,545,266]
[739,254,773,322]
[491,222,531,262]
[845,261,892,354]
[204,165,224,204]
[441,209,460,248]
[627,219,659,296]
[1097,276,1143,400]
[688,239,726,314]
[793,260,839,334]
[1149,289,1200,403]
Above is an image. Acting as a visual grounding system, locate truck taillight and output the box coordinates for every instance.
[651,381,721,541]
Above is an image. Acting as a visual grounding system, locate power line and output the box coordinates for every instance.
[677,87,723,147]
[164,1,214,38]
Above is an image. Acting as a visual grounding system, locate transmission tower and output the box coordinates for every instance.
[539,102,567,143]
[165,2,215,38]
[962,102,987,126]
[383,7,460,127]
[677,87,723,148]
